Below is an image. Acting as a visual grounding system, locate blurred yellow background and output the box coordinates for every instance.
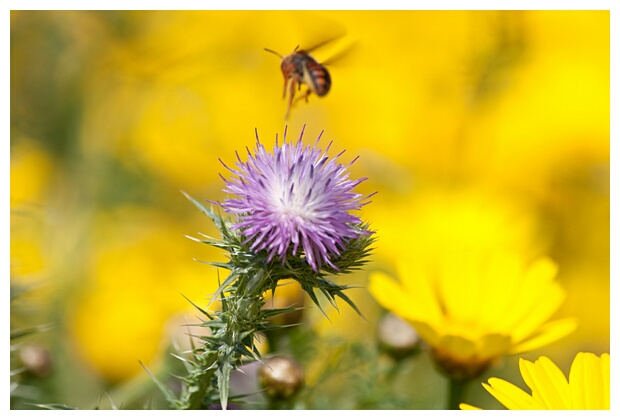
[10,10,609,409]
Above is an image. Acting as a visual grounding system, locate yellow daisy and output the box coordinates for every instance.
[369,250,577,380]
[461,352,610,409]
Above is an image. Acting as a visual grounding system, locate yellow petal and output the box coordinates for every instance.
[483,378,545,409]
[507,259,565,342]
[519,357,570,409]
[601,353,610,409]
[368,271,418,321]
[369,267,443,325]
[476,333,512,360]
[569,352,610,409]
[397,260,444,323]
[523,257,559,287]
[439,334,478,359]
[510,285,566,343]
[435,250,481,325]
[476,253,522,330]
[410,320,441,348]
[459,403,482,410]
[510,317,577,354]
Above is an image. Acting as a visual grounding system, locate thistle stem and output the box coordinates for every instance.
[178,352,218,409]
[448,378,467,410]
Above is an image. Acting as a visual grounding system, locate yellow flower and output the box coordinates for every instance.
[461,352,610,409]
[368,250,577,380]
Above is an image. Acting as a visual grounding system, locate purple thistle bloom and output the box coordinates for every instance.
[219,126,374,272]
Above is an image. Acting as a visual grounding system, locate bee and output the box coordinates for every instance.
[264,45,332,120]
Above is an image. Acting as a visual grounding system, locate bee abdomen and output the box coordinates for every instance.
[307,63,331,96]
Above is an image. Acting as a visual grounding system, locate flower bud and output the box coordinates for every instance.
[377,312,421,360]
[19,344,52,377]
[258,355,304,401]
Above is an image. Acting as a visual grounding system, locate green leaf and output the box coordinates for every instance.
[139,361,178,406]
[301,284,330,319]
[181,190,225,231]
[217,362,233,410]
[235,343,256,360]
[332,289,364,319]
[30,404,78,410]
[10,325,52,341]
[206,271,239,310]
[170,353,196,371]
[258,307,300,319]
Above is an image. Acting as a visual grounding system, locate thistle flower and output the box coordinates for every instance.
[460,352,610,410]
[220,126,373,272]
[168,127,375,410]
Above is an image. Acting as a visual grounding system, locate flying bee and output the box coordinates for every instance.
[264,45,332,120]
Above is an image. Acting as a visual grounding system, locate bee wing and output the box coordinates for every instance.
[285,11,348,53]
[320,39,358,67]
[302,31,347,54]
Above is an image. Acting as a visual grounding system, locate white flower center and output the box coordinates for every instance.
[270,175,316,223]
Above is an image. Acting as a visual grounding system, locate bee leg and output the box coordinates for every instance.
[293,89,312,107]
[282,77,288,99]
[284,78,297,120]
